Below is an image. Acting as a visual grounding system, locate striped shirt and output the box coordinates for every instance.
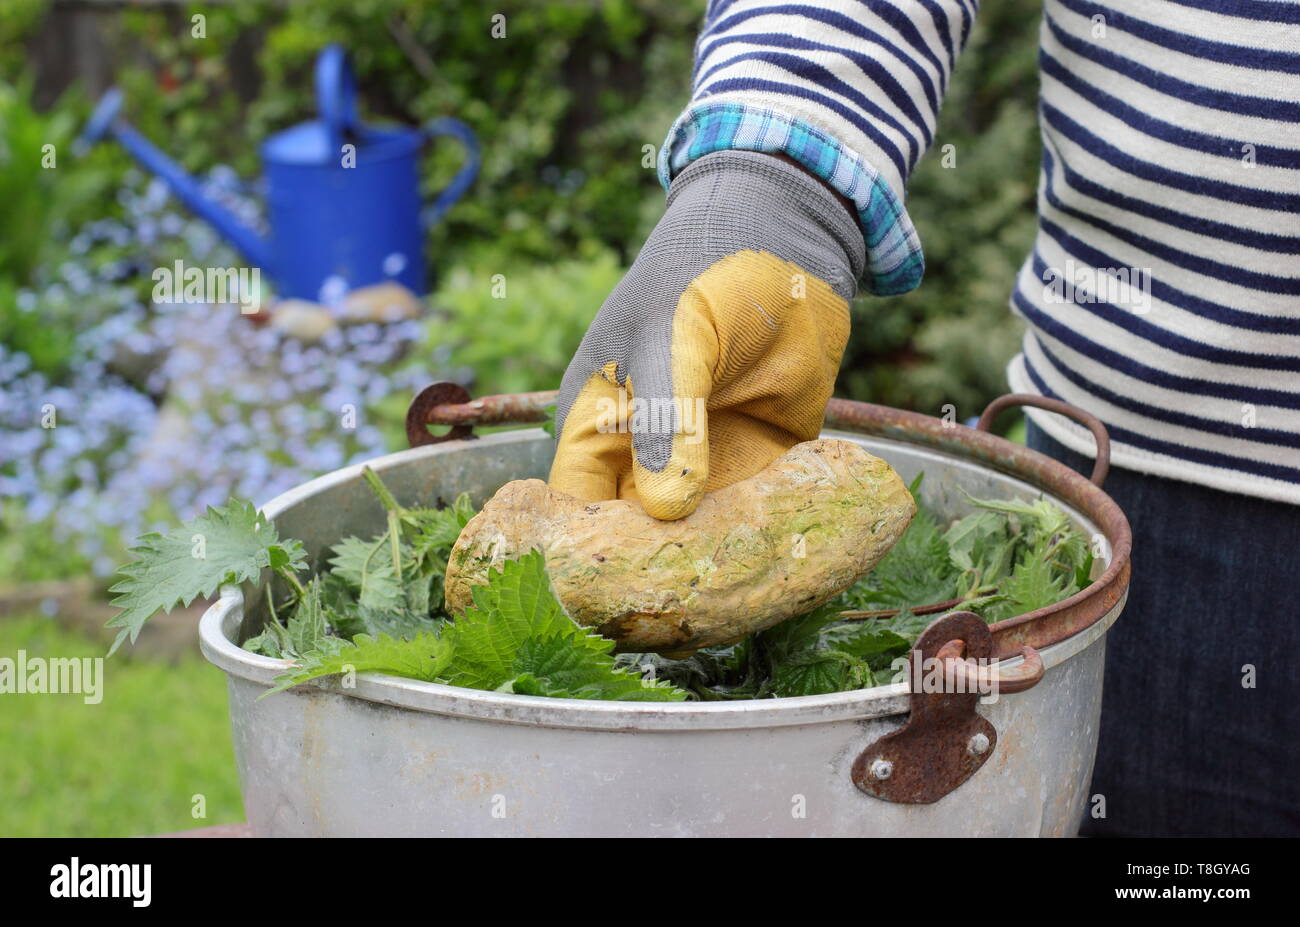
[658,1,1300,505]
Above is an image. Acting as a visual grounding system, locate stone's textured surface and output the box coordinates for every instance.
[445,439,916,652]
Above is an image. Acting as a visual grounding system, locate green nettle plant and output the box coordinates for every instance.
[109,470,1091,702]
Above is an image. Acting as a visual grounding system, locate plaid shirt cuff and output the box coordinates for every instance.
[657,100,924,297]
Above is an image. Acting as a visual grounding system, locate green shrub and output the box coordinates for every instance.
[0,78,127,376]
[421,246,624,396]
[0,79,119,282]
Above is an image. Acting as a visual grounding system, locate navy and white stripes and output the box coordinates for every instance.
[663,0,1300,504]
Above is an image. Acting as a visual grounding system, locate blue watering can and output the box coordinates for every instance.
[78,45,479,300]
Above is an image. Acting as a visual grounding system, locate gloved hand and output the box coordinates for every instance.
[550,150,866,520]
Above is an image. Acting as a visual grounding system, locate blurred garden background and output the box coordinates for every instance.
[0,0,1041,835]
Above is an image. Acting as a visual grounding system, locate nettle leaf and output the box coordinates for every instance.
[1053,528,1091,583]
[875,608,936,644]
[508,634,605,687]
[944,511,1013,575]
[286,578,329,656]
[1074,549,1096,589]
[821,624,911,660]
[873,664,908,687]
[268,632,452,695]
[107,500,305,655]
[969,494,1070,541]
[986,547,1078,622]
[407,493,476,557]
[269,552,684,701]
[443,552,684,701]
[499,634,678,701]
[404,571,434,620]
[442,550,582,685]
[243,628,286,658]
[327,535,407,615]
[315,570,366,639]
[770,651,868,698]
[754,602,842,662]
[356,604,441,641]
[850,505,961,610]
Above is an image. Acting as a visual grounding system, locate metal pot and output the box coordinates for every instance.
[199,390,1130,836]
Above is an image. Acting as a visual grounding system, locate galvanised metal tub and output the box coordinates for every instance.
[199,392,1130,837]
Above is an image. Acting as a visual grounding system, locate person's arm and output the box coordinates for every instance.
[549,2,977,519]
[660,0,978,296]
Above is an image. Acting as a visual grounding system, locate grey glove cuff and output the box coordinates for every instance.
[663,149,866,299]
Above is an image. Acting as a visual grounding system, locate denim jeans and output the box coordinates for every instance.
[1026,420,1300,836]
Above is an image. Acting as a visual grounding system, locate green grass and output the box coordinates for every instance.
[0,615,244,836]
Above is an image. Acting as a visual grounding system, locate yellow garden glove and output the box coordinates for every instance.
[550,150,866,520]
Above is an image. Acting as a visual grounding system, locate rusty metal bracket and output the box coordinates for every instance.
[851,611,1043,804]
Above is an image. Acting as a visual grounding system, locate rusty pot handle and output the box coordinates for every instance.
[406,382,556,447]
[935,639,1045,695]
[975,393,1110,488]
[406,382,478,447]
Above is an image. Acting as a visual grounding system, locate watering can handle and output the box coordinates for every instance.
[422,117,481,227]
[76,87,125,155]
[315,44,359,155]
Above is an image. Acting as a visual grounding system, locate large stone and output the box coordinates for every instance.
[445,439,916,653]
